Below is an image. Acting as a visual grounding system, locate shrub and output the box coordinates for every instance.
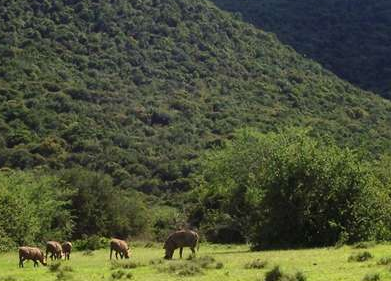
[264,266,283,281]
[73,235,109,251]
[363,273,380,281]
[111,261,140,270]
[348,251,373,262]
[244,259,268,269]
[264,266,306,281]
[295,271,307,281]
[197,256,216,269]
[49,262,62,272]
[215,262,224,269]
[0,171,73,248]
[161,263,203,276]
[49,263,74,281]
[111,270,132,280]
[196,128,391,249]
[377,257,391,265]
[352,241,376,249]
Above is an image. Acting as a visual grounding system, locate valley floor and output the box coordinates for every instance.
[1,243,391,280]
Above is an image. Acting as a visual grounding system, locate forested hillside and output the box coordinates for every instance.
[1,0,391,194]
[212,0,391,98]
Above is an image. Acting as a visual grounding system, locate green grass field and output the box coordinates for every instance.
[1,243,391,281]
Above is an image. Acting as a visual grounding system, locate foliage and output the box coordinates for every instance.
[194,128,391,249]
[60,168,151,239]
[362,273,380,281]
[73,235,109,251]
[0,170,73,251]
[150,205,188,241]
[348,251,373,262]
[352,241,376,249]
[110,270,132,280]
[377,257,391,266]
[0,0,391,194]
[244,259,268,269]
[264,266,306,281]
[211,0,391,98]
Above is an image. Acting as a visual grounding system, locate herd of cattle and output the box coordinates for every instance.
[18,230,200,268]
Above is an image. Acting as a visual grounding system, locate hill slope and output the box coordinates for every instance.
[1,0,391,192]
[211,0,391,98]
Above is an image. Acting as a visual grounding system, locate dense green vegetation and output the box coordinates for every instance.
[211,0,391,98]
[192,129,391,248]
[1,0,391,195]
[1,0,391,250]
[0,170,72,251]
[0,169,153,250]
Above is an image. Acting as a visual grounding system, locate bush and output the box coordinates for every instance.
[158,262,203,277]
[48,262,74,281]
[0,171,73,249]
[49,262,62,272]
[352,241,376,249]
[348,251,373,262]
[363,273,380,281]
[111,261,140,270]
[264,266,284,281]
[61,169,150,239]
[111,270,132,280]
[244,259,268,269]
[264,266,306,281]
[377,257,391,265]
[73,235,109,251]
[215,262,224,269]
[196,128,391,249]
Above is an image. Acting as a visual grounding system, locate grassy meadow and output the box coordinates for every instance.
[1,243,391,281]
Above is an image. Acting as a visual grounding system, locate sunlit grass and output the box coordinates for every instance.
[1,243,391,281]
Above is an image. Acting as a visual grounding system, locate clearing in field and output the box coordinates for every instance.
[1,243,391,281]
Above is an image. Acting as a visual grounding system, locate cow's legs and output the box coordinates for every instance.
[191,247,196,256]
[115,251,119,260]
[34,260,38,267]
[110,248,113,260]
[19,257,24,268]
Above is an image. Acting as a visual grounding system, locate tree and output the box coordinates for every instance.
[195,128,391,249]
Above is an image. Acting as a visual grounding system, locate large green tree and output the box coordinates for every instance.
[0,170,73,251]
[195,128,391,249]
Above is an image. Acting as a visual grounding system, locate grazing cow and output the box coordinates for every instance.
[19,247,47,268]
[46,241,63,260]
[110,238,130,260]
[163,230,199,259]
[62,241,72,260]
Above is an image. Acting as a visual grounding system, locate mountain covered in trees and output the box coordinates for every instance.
[1,0,391,194]
[211,0,391,98]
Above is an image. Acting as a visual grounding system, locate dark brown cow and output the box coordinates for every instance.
[62,241,72,260]
[46,241,63,260]
[110,238,130,260]
[19,247,47,268]
[164,230,199,259]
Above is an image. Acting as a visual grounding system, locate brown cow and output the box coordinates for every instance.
[19,247,47,268]
[110,238,130,260]
[62,241,72,260]
[163,230,199,259]
[46,241,63,260]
